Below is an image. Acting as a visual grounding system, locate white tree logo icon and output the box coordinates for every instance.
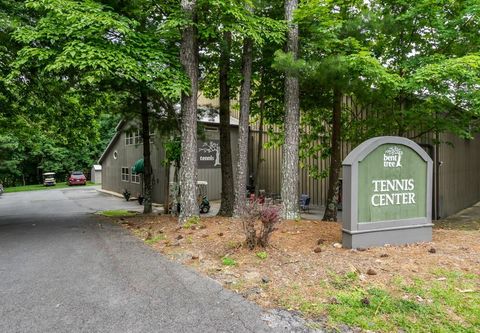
[199,141,221,166]
[384,146,403,167]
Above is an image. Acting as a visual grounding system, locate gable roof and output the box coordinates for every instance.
[97,120,126,164]
[97,110,239,164]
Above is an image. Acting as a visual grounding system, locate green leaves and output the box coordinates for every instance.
[12,0,187,96]
[272,50,306,76]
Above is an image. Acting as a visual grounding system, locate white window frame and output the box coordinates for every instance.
[121,167,130,182]
[134,130,143,145]
[125,129,142,146]
[125,132,134,145]
[131,172,141,184]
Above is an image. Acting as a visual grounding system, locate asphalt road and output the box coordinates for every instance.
[0,187,296,333]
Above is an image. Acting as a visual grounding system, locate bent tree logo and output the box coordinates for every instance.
[198,140,221,168]
[383,146,403,168]
[358,143,427,223]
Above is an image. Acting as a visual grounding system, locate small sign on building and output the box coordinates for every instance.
[198,140,221,169]
[342,136,433,248]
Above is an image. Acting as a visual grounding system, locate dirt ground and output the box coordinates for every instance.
[114,213,480,316]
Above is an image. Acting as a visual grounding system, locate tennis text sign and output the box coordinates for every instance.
[342,137,433,248]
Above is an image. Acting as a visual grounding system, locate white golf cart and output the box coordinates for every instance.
[42,172,56,186]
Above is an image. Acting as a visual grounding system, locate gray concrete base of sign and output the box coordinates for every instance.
[342,224,433,249]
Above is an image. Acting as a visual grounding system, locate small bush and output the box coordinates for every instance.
[242,201,261,250]
[258,206,281,247]
[221,256,237,266]
[242,202,282,250]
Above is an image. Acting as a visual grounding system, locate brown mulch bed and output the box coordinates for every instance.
[114,214,480,311]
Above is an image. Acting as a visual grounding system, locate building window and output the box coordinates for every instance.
[125,129,142,146]
[131,172,140,184]
[121,167,129,182]
[113,151,118,159]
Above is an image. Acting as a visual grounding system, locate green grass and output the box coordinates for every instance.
[145,234,166,245]
[256,251,268,260]
[183,215,200,229]
[281,270,480,332]
[221,256,237,266]
[4,182,96,193]
[98,209,138,217]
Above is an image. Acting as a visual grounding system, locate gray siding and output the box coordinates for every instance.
[250,128,480,218]
[101,120,239,203]
[101,118,480,218]
[250,129,350,207]
[437,133,480,218]
[101,122,166,203]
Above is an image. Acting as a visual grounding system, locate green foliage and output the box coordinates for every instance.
[281,270,479,332]
[221,256,237,266]
[272,50,306,76]
[255,251,268,260]
[183,215,200,229]
[98,209,138,217]
[12,0,187,98]
[199,0,285,100]
[293,0,480,182]
[163,136,182,167]
[1,0,185,186]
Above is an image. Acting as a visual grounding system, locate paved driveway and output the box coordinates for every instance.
[0,187,291,333]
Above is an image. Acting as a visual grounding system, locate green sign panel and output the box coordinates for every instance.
[341,136,433,249]
[357,144,427,223]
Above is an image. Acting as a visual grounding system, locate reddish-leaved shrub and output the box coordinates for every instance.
[258,206,281,247]
[241,200,281,249]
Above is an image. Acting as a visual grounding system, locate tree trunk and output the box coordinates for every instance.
[179,0,199,224]
[163,163,170,214]
[140,88,153,214]
[253,77,265,197]
[323,88,342,221]
[217,31,234,217]
[281,0,300,220]
[234,36,253,217]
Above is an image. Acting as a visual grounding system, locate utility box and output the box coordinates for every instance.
[91,165,102,184]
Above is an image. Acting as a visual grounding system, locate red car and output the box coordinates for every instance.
[68,171,87,186]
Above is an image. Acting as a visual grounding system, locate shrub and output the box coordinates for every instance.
[242,202,282,250]
[258,206,281,247]
[242,201,261,250]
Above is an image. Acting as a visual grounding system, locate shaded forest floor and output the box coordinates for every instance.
[107,213,480,332]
